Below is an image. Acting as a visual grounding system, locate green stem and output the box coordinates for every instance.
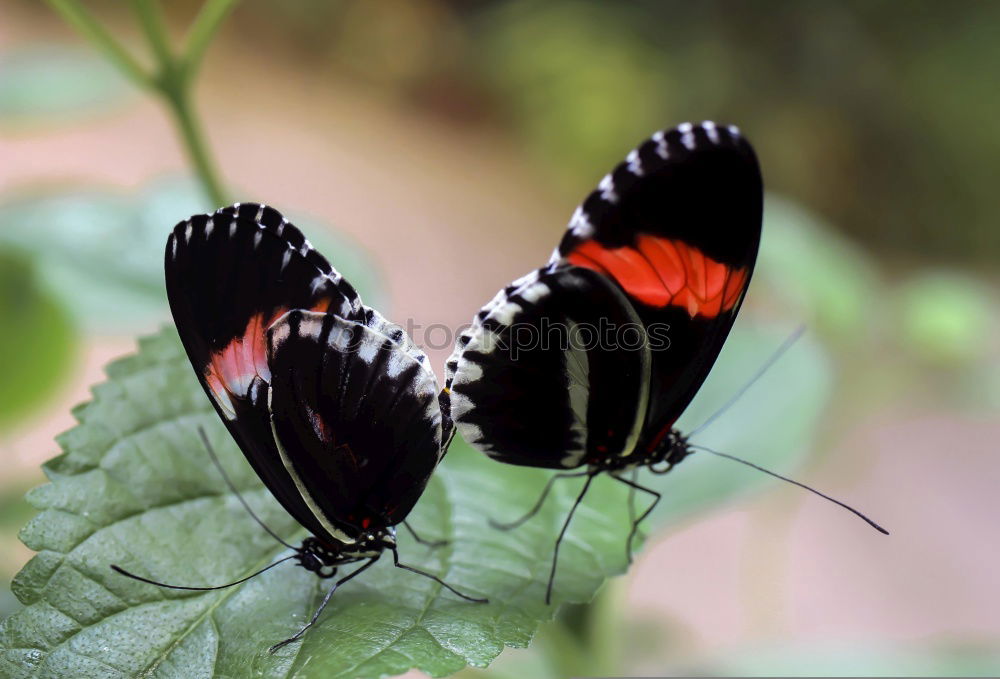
[131,0,174,68]
[162,84,229,207]
[134,0,230,208]
[183,0,241,79]
[44,0,150,88]
[49,0,232,208]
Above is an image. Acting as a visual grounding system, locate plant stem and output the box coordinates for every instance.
[183,0,241,78]
[132,0,231,207]
[131,0,174,68]
[45,0,150,88]
[49,0,233,208]
[161,84,229,207]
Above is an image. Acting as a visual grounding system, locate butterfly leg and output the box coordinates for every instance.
[389,546,488,603]
[490,471,590,531]
[627,467,638,535]
[268,557,379,653]
[402,520,448,549]
[545,472,597,605]
[612,474,661,565]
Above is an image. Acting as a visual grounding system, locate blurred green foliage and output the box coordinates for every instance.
[0,181,387,335]
[0,251,75,433]
[475,1,668,188]
[0,45,130,125]
[897,271,996,366]
[0,187,188,334]
[470,0,1000,268]
[759,197,881,341]
[231,0,1000,267]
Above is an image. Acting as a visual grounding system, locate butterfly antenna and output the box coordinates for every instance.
[198,426,296,550]
[110,555,296,591]
[688,325,806,438]
[689,443,889,535]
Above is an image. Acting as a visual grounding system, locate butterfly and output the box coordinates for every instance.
[445,121,887,604]
[112,203,485,653]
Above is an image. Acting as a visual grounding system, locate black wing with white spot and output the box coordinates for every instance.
[449,266,651,469]
[448,122,762,466]
[166,203,363,542]
[267,311,445,538]
[166,203,440,544]
[551,122,763,448]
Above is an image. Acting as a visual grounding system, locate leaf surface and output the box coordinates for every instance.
[0,319,828,678]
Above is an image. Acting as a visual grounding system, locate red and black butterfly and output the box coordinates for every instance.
[445,121,886,603]
[113,203,484,653]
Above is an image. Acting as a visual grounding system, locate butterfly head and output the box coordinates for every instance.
[295,536,342,577]
[646,429,693,474]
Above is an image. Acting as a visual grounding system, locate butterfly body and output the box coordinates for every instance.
[446,121,763,601]
[147,202,483,652]
[293,533,395,578]
[587,429,693,475]
[165,205,446,550]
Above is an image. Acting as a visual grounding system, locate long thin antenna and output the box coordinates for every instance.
[198,426,295,550]
[688,325,806,438]
[110,555,296,591]
[689,444,889,535]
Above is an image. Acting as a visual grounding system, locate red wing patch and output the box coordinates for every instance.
[567,235,748,318]
[204,299,333,417]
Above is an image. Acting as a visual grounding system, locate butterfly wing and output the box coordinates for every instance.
[448,266,651,469]
[449,122,762,466]
[167,203,365,541]
[551,121,763,451]
[266,310,444,539]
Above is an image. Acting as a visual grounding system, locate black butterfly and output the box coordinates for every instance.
[113,203,485,653]
[445,121,887,603]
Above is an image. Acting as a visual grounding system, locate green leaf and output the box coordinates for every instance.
[0,189,167,333]
[0,180,388,333]
[757,196,880,341]
[0,46,130,125]
[0,318,829,678]
[477,1,667,191]
[0,249,76,432]
[0,482,39,623]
